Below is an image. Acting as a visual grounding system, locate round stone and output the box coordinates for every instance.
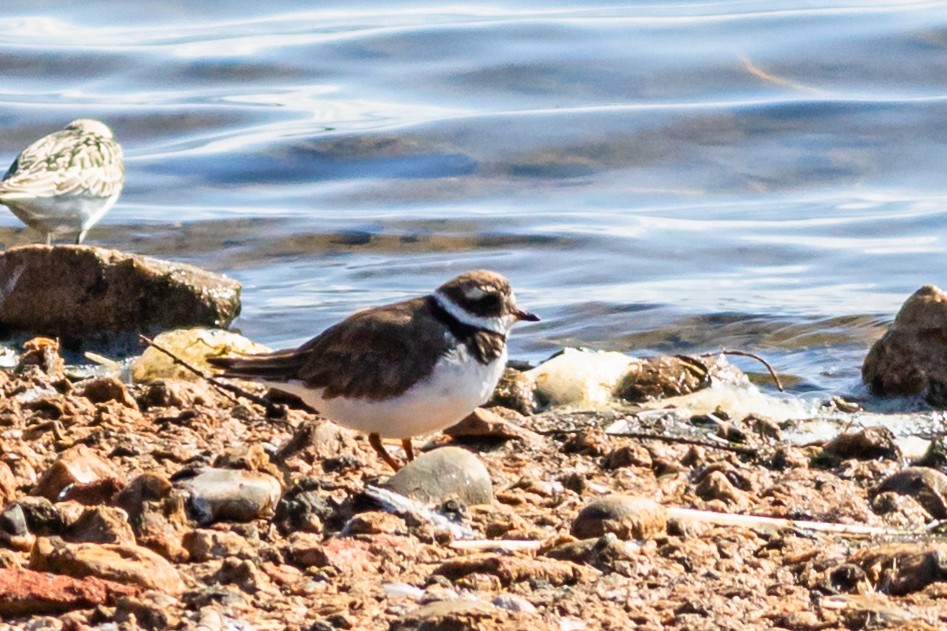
[385,446,493,506]
[571,495,667,540]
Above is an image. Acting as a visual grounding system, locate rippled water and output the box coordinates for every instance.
[2,1,947,399]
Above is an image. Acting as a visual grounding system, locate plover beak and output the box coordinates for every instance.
[514,308,540,322]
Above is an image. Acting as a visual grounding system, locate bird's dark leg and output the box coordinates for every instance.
[368,432,401,471]
[402,438,415,462]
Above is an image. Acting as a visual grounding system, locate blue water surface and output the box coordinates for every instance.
[2,1,947,397]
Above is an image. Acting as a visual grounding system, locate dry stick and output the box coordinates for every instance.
[537,427,759,456]
[138,334,284,417]
[609,430,758,456]
[704,348,784,392]
[667,507,906,538]
[449,509,911,549]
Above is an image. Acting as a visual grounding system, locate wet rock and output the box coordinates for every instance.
[433,553,596,586]
[443,407,538,442]
[64,506,135,545]
[0,567,138,616]
[0,245,242,339]
[487,367,538,414]
[32,443,122,502]
[114,473,189,561]
[77,376,139,410]
[29,536,185,595]
[132,327,268,383]
[571,495,668,540]
[183,529,256,562]
[526,348,634,407]
[273,477,336,535]
[176,468,282,526]
[848,541,947,595]
[385,446,493,506]
[391,599,555,631]
[821,426,902,463]
[862,285,947,404]
[870,467,947,519]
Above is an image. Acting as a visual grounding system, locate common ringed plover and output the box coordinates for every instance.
[208,269,539,470]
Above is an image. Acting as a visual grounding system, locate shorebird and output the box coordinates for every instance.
[208,270,539,470]
[0,119,124,244]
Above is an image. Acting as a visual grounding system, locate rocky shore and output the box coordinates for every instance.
[0,247,946,629]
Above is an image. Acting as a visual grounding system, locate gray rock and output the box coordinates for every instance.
[0,244,240,339]
[384,446,493,506]
[176,468,281,526]
[571,495,667,540]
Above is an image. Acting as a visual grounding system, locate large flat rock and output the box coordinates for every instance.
[0,245,240,339]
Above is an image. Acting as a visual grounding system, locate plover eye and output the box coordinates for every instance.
[472,293,502,312]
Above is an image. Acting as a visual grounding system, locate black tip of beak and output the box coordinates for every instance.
[515,309,540,322]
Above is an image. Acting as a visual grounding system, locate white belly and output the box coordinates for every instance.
[268,346,507,439]
[2,193,118,237]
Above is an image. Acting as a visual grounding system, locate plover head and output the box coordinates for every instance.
[65,119,115,139]
[434,269,539,336]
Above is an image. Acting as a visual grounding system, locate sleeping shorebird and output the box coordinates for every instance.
[0,119,124,244]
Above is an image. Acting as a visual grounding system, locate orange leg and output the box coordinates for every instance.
[402,438,415,462]
[368,432,401,471]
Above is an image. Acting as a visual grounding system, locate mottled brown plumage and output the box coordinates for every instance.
[209,295,507,401]
[208,270,539,471]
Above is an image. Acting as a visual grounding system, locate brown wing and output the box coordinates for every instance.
[206,347,308,381]
[208,297,452,401]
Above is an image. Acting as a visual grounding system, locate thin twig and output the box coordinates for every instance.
[138,334,285,417]
[449,539,542,552]
[704,349,784,392]
[536,427,759,456]
[667,507,908,538]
